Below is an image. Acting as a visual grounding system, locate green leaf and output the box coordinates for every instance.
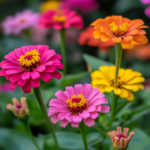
[40,132,103,150]
[83,54,113,72]
[94,122,107,135]
[0,128,43,150]
[61,72,89,88]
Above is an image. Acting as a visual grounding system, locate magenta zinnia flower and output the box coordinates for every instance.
[60,0,99,14]
[39,9,83,30]
[2,10,39,35]
[0,45,63,93]
[48,84,110,128]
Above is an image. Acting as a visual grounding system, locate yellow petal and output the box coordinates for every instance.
[122,85,139,92]
[126,77,145,84]
[120,89,128,98]
[127,90,134,101]
[114,88,121,95]
[104,86,114,92]
[91,80,110,86]
[91,71,105,79]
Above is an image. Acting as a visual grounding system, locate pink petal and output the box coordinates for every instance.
[9,73,22,83]
[90,112,99,119]
[66,114,73,122]
[50,54,62,60]
[44,61,54,66]
[10,82,17,90]
[14,48,24,58]
[86,88,99,101]
[83,118,95,127]
[2,62,19,69]
[22,80,31,93]
[71,122,79,128]
[89,98,108,106]
[41,50,56,63]
[55,90,68,102]
[51,71,62,79]
[5,69,23,75]
[44,66,56,72]
[87,106,96,112]
[40,72,52,82]
[35,65,46,72]
[58,112,71,120]
[17,79,26,87]
[60,119,69,128]
[49,98,66,107]
[99,105,110,113]
[4,53,19,65]
[79,110,90,119]
[22,72,30,80]
[73,115,82,123]
[51,114,59,124]
[74,84,82,95]
[65,86,74,98]
[31,79,40,88]
[82,84,92,99]
[30,70,40,80]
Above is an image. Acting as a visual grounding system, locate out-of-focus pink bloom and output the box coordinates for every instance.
[7,97,29,118]
[145,6,150,17]
[48,84,110,128]
[141,0,150,4]
[0,82,13,92]
[108,127,134,149]
[144,80,150,90]
[39,9,83,30]
[2,10,39,35]
[0,45,63,93]
[60,0,99,14]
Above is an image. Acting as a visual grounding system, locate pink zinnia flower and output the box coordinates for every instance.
[60,0,99,14]
[141,0,150,4]
[108,127,135,149]
[0,45,63,93]
[0,82,13,92]
[48,84,110,128]
[39,9,83,30]
[2,10,39,35]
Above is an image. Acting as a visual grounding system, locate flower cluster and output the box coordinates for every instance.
[2,10,39,35]
[48,84,110,128]
[91,66,145,101]
[0,45,63,93]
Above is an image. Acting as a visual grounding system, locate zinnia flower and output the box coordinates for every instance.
[48,84,110,128]
[141,0,150,18]
[91,66,145,101]
[40,0,60,12]
[78,26,115,51]
[2,10,39,35]
[108,127,134,150]
[39,9,83,30]
[60,0,99,14]
[0,45,63,93]
[91,16,148,49]
[7,97,29,118]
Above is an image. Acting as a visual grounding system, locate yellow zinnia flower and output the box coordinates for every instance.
[40,0,60,12]
[91,66,145,101]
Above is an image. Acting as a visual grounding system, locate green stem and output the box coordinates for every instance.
[20,118,41,150]
[114,43,123,87]
[108,93,119,131]
[33,88,59,150]
[113,147,127,150]
[79,121,88,150]
[60,29,67,75]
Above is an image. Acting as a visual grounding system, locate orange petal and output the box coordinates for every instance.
[138,29,146,34]
[138,25,149,29]
[93,30,102,39]
[133,34,148,44]
[121,40,133,49]
[101,34,111,42]
[123,36,133,42]
[126,29,139,35]
[91,19,104,26]
[112,37,121,43]
[112,15,123,26]
[129,19,144,30]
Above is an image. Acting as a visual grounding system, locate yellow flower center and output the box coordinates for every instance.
[66,94,88,115]
[53,15,66,22]
[109,22,129,36]
[17,50,41,71]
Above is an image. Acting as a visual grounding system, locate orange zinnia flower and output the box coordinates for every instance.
[91,15,149,49]
[78,26,115,51]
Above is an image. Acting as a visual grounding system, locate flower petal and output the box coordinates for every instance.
[83,118,95,127]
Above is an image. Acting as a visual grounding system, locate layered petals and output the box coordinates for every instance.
[48,84,110,128]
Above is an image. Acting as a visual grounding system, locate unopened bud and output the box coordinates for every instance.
[7,97,29,119]
[108,127,134,150]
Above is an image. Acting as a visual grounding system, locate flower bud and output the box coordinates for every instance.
[108,127,134,150]
[7,97,29,119]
